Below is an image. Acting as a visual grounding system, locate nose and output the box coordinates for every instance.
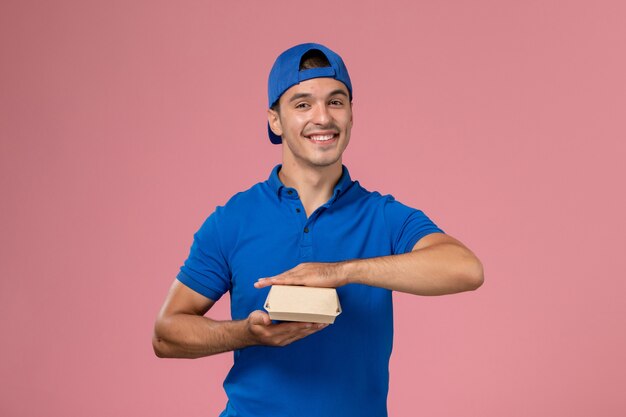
[311,102,331,125]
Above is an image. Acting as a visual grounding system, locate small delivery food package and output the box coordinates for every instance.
[264,285,342,324]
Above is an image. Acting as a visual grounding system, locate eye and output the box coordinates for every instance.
[295,102,310,109]
[329,99,344,106]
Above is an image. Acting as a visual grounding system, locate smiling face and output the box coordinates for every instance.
[268,77,353,170]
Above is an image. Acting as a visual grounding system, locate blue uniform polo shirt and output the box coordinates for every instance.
[177,164,444,417]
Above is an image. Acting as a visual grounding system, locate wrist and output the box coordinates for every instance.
[232,318,257,349]
[339,258,362,285]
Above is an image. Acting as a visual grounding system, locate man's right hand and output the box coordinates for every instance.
[245,310,328,347]
[153,280,329,358]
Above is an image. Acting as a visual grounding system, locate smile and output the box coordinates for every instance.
[305,133,338,144]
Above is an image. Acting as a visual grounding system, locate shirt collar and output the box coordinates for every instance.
[267,164,353,203]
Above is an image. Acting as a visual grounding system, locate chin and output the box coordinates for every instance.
[308,156,342,168]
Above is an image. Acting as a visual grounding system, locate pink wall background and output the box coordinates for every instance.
[2,1,625,416]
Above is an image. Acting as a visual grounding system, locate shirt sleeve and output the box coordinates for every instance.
[176,208,231,301]
[383,195,445,255]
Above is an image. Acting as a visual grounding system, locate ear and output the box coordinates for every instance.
[349,102,354,127]
[267,108,283,137]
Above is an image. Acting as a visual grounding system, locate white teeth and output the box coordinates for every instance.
[309,134,335,141]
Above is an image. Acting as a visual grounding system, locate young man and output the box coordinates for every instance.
[153,43,483,417]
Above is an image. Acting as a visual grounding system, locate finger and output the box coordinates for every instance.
[257,322,315,343]
[281,323,329,345]
[253,278,271,289]
[248,310,271,326]
[267,321,313,333]
[254,277,290,288]
[271,322,328,338]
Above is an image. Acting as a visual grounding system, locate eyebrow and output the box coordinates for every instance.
[287,89,349,103]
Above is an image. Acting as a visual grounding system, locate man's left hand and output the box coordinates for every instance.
[254,262,348,289]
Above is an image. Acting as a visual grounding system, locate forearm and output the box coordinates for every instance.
[152,314,251,359]
[342,243,484,296]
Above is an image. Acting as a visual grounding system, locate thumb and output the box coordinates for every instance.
[248,310,271,326]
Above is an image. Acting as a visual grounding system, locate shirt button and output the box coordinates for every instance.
[296,208,301,213]
[304,227,309,233]
[287,190,293,195]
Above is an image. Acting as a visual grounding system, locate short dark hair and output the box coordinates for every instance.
[270,50,332,112]
[299,49,331,70]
